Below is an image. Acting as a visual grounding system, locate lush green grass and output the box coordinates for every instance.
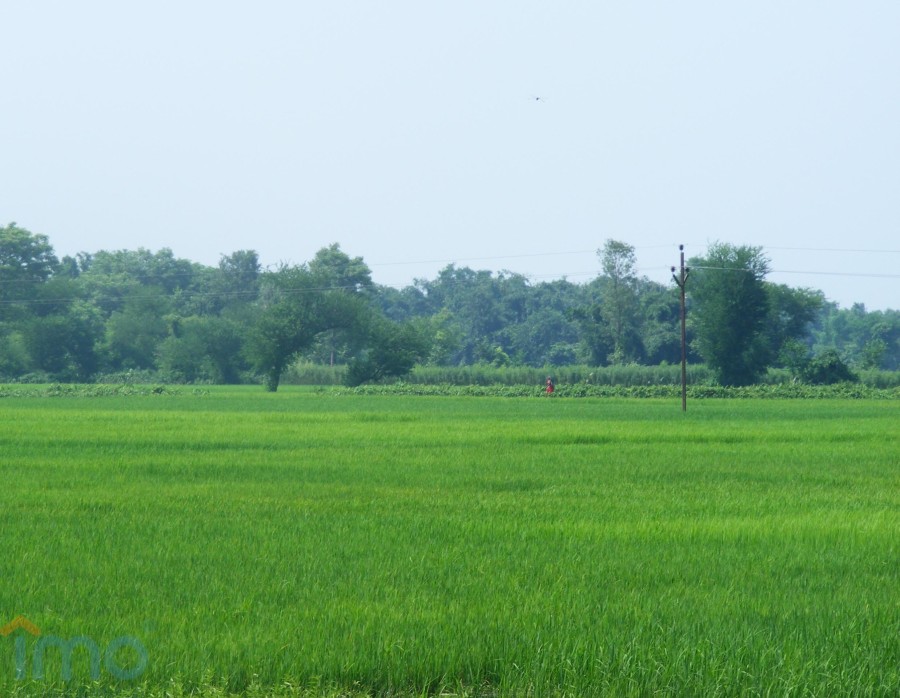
[1,388,898,696]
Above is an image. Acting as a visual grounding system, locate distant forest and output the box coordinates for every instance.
[2,223,898,388]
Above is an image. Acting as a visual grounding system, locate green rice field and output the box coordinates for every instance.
[1,387,898,696]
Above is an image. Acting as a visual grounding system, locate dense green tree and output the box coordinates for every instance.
[158,315,247,383]
[414,308,462,365]
[504,307,579,366]
[569,279,613,366]
[0,222,58,283]
[75,248,194,320]
[219,250,262,296]
[866,314,900,370]
[344,318,430,386]
[0,331,29,378]
[0,231,104,379]
[102,291,171,370]
[764,284,824,366]
[308,243,373,292]
[414,266,511,364]
[246,262,369,391]
[598,240,640,364]
[306,245,376,366]
[0,223,59,319]
[858,338,887,370]
[802,349,858,384]
[20,308,100,380]
[86,248,196,294]
[688,243,771,386]
[637,280,684,365]
[57,255,81,279]
[2,224,897,385]
[511,279,584,366]
[376,284,434,322]
[810,304,900,370]
[178,250,262,317]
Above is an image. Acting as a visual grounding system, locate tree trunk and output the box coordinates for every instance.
[264,366,281,392]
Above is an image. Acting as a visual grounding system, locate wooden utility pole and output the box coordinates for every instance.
[671,245,690,412]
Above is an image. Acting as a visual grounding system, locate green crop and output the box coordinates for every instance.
[0,388,897,696]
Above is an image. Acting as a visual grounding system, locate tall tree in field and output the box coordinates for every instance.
[0,223,59,319]
[688,242,771,385]
[598,239,639,364]
[245,261,368,391]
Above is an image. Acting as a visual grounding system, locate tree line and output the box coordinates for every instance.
[1,223,898,388]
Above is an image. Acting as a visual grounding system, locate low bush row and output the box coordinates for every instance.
[290,362,900,389]
[0,384,185,398]
[321,382,900,400]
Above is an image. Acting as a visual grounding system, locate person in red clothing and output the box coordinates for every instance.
[545,376,555,394]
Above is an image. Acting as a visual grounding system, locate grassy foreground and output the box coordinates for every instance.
[0,387,897,696]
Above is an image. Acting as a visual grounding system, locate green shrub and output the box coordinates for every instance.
[316,382,900,400]
[802,350,858,385]
[0,383,183,398]
[241,360,900,390]
[857,369,900,388]
[282,361,347,385]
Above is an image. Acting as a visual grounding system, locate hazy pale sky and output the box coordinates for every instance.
[3,1,899,309]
